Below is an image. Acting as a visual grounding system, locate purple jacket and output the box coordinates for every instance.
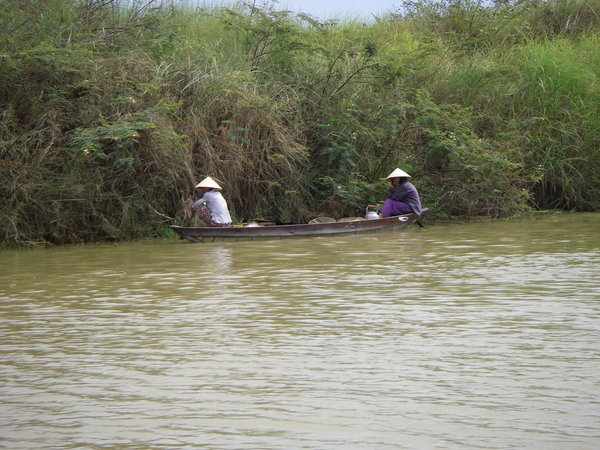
[388,181,422,215]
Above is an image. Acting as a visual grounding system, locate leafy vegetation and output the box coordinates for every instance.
[1,0,599,246]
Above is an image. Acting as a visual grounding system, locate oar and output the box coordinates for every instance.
[415,207,429,228]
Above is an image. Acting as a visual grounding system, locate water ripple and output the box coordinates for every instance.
[1,214,599,448]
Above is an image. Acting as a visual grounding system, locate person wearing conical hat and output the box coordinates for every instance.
[381,168,423,217]
[191,176,232,227]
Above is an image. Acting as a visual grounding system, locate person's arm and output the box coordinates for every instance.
[388,184,409,202]
[191,193,207,210]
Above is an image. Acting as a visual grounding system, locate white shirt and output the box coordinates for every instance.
[192,190,232,224]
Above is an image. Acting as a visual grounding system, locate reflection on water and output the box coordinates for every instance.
[1,213,599,448]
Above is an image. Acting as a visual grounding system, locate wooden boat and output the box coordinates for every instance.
[170,212,424,243]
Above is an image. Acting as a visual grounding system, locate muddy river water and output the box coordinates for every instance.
[1,213,599,448]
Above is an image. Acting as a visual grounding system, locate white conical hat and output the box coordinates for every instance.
[195,176,222,190]
[386,168,411,178]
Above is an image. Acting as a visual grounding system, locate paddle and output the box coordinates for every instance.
[415,207,429,228]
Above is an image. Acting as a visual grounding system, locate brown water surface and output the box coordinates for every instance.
[1,213,599,448]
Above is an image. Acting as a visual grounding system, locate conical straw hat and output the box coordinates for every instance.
[386,168,411,178]
[195,176,223,190]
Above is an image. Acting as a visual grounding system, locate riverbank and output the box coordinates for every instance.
[1,0,599,247]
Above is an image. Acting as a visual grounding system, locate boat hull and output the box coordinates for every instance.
[170,213,420,243]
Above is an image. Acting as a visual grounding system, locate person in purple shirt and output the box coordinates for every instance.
[381,168,423,217]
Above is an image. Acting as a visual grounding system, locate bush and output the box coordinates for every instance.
[1,0,598,246]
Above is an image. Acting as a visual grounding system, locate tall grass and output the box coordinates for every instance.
[438,35,600,210]
[1,0,599,246]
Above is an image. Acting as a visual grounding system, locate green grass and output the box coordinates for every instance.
[1,0,599,246]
